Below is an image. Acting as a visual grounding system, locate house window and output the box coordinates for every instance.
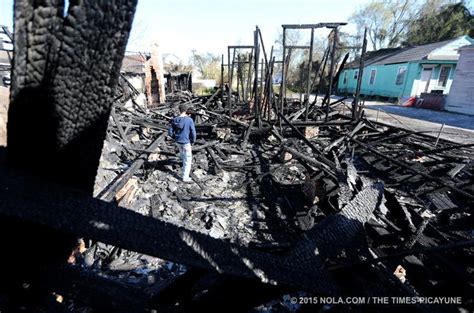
[343,71,348,84]
[395,66,406,85]
[353,70,359,80]
[369,69,377,85]
[437,66,451,87]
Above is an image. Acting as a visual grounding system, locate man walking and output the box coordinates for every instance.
[168,104,196,182]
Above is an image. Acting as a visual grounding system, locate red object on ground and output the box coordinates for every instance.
[402,96,416,107]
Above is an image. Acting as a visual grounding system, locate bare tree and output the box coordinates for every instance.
[350,0,417,50]
[191,51,221,81]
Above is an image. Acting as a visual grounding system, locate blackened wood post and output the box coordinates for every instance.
[236,54,241,101]
[257,27,269,69]
[305,28,315,121]
[314,47,330,102]
[258,28,268,120]
[263,46,274,120]
[353,28,367,120]
[269,56,276,120]
[228,48,236,117]
[253,29,261,128]
[325,28,338,121]
[221,54,224,101]
[246,49,254,101]
[240,58,246,101]
[227,46,231,114]
[279,27,287,127]
[332,52,349,92]
[260,59,265,117]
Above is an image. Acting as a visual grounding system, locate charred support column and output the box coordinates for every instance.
[256,27,269,121]
[236,54,241,101]
[253,28,261,128]
[279,27,287,127]
[8,0,137,191]
[229,49,237,113]
[227,45,253,117]
[305,28,314,121]
[279,23,347,125]
[353,28,367,120]
[263,46,274,120]
[325,28,338,121]
[4,0,138,296]
[227,46,231,115]
[220,54,224,101]
[246,48,254,102]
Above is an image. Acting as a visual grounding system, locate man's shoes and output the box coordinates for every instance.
[182,177,193,183]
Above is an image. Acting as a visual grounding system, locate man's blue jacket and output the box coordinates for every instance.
[168,116,196,144]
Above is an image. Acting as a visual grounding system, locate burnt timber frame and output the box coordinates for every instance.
[278,23,347,125]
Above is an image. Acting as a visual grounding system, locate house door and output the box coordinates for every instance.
[417,68,433,95]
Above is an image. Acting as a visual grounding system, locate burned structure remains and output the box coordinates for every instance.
[0,1,472,313]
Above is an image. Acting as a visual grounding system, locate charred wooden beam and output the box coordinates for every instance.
[352,138,474,200]
[8,0,138,192]
[278,112,336,168]
[1,0,138,302]
[98,132,166,201]
[283,146,337,179]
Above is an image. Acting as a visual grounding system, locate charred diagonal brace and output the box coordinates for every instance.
[0,168,383,294]
[111,107,131,148]
[351,138,474,200]
[241,119,256,147]
[98,133,166,201]
[278,112,336,169]
[328,239,474,271]
[283,146,337,180]
[202,88,221,107]
[202,109,250,127]
[193,140,219,152]
[421,143,474,154]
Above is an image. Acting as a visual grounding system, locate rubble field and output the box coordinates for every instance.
[72,77,473,312]
[1,9,472,311]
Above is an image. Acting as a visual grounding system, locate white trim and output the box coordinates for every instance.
[417,67,433,95]
[437,65,452,88]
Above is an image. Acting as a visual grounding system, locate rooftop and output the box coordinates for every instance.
[345,36,474,68]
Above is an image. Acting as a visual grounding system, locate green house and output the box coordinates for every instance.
[337,36,474,101]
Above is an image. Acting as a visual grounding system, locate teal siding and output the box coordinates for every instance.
[337,60,457,99]
[338,63,409,98]
[338,68,359,93]
[363,63,409,97]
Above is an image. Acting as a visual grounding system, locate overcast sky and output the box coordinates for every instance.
[1,0,377,62]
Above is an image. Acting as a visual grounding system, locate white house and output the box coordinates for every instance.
[445,44,474,115]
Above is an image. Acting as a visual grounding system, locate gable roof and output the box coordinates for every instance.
[344,36,474,69]
[345,48,402,69]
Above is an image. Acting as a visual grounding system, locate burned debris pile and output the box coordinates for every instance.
[1,8,472,312]
[75,68,474,311]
